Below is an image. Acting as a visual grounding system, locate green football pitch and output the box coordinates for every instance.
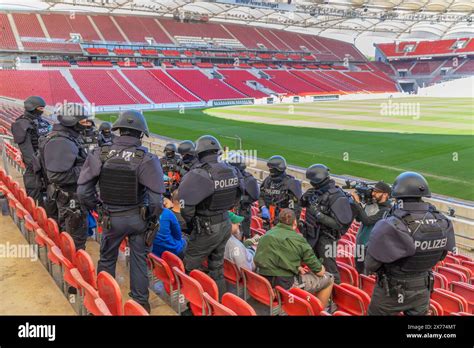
[99,97,474,201]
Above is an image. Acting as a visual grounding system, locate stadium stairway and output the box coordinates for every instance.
[0,213,76,314]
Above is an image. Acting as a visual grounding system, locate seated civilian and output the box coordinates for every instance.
[152,196,187,258]
[254,208,334,307]
[224,212,260,271]
[169,189,188,234]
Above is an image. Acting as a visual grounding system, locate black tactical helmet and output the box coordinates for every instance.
[391,171,431,198]
[267,155,287,172]
[306,164,330,185]
[99,122,112,132]
[55,103,89,127]
[24,96,46,112]
[178,140,195,156]
[164,143,177,153]
[112,110,149,136]
[195,135,221,156]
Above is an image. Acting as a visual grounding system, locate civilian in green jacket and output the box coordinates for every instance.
[254,208,334,308]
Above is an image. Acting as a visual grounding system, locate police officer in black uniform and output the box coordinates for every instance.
[80,118,100,154]
[179,135,243,296]
[178,140,199,173]
[160,143,185,196]
[226,151,260,238]
[300,164,353,284]
[98,121,115,147]
[11,96,51,204]
[77,110,165,312]
[366,172,455,316]
[39,103,89,249]
[258,155,302,225]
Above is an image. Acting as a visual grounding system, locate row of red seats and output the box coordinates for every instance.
[0,167,148,316]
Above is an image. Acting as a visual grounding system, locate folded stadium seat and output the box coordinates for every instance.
[48,245,74,294]
[97,271,124,316]
[275,286,315,316]
[359,274,376,297]
[203,292,237,316]
[75,249,97,289]
[241,268,281,315]
[319,311,332,316]
[336,250,355,268]
[223,259,243,296]
[148,253,179,310]
[450,252,472,262]
[173,267,209,316]
[24,211,40,245]
[437,266,468,284]
[340,283,370,308]
[190,269,219,302]
[450,282,474,313]
[332,283,369,316]
[451,312,473,316]
[429,299,444,316]
[287,287,324,315]
[220,292,256,316]
[333,311,352,316]
[336,262,359,287]
[35,228,54,271]
[433,271,449,289]
[71,269,112,316]
[124,299,149,316]
[444,263,472,281]
[45,216,60,245]
[250,216,263,229]
[444,254,461,265]
[431,288,469,315]
[162,250,185,272]
[59,232,76,265]
[461,260,474,274]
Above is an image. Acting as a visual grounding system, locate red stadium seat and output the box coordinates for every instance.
[71,269,111,316]
[47,245,74,292]
[332,283,369,315]
[431,288,468,315]
[444,263,472,281]
[203,292,237,316]
[190,269,219,302]
[221,293,257,316]
[75,249,97,289]
[437,266,468,284]
[340,283,370,310]
[241,268,280,315]
[275,286,315,316]
[288,287,324,316]
[359,274,376,297]
[336,250,355,268]
[162,250,185,272]
[250,216,263,229]
[97,271,123,315]
[337,262,359,287]
[333,311,352,316]
[461,260,474,273]
[429,299,444,316]
[173,267,208,316]
[59,232,76,265]
[223,258,243,295]
[148,253,176,296]
[124,299,149,316]
[46,218,60,245]
[443,254,461,265]
[450,281,474,313]
[451,312,473,316]
[432,271,449,289]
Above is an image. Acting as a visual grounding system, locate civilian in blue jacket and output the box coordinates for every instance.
[152,193,187,258]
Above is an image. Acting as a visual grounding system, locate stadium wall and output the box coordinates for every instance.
[416,76,474,98]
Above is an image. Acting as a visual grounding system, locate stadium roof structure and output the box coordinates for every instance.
[1,0,472,55]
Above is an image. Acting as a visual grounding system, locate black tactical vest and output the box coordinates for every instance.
[196,162,239,216]
[19,114,50,151]
[160,155,180,173]
[385,207,449,277]
[98,146,146,206]
[261,175,293,208]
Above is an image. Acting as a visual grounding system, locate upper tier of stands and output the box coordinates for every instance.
[0,11,365,61]
[376,38,473,58]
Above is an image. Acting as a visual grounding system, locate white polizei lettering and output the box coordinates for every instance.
[414,238,447,250]
[214,177,238,189]
[18,322,56,341]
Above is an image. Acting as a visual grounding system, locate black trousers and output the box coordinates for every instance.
[57,193,88,250]
[314,233,340,284]
[184,218,232,298]
[368,283,430,316]
[23,166,42,203]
